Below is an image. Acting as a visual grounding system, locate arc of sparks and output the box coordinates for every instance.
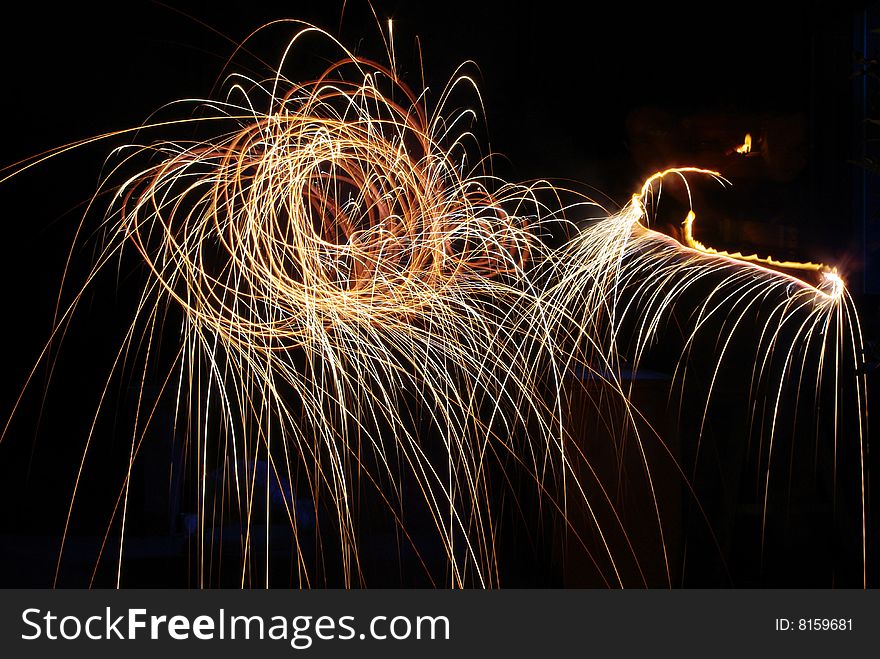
[632,167,840,298]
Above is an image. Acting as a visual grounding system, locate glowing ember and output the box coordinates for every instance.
[735,132,752,154]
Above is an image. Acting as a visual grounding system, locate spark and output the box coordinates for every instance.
[575,168,867,585]
[735,132,752,155]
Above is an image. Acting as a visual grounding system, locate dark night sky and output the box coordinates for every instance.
[0,1,875,587]
[0,1,836,179]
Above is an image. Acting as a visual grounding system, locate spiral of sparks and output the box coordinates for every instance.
[98,31,555,588]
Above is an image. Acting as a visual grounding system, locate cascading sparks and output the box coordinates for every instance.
[0,24,868,589]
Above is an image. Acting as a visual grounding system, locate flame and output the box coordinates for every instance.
[735,133,752,154]
[821,270,845,298]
